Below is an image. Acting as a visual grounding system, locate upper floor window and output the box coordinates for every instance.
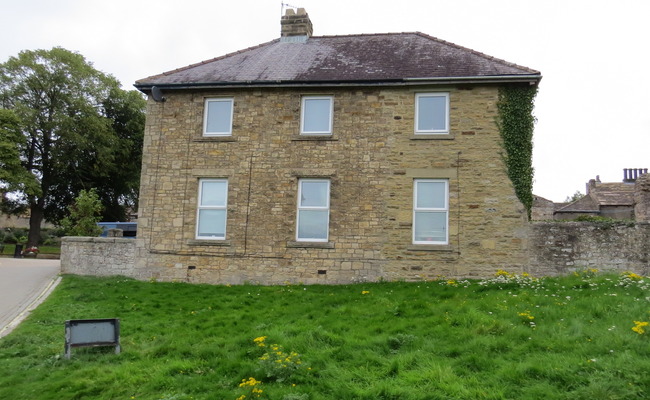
[203,98,233,136]
[415,93,449,134]
[196,179,228,240]
[413,179,448,244]
[296,179,330,241]
[301,96,333,135]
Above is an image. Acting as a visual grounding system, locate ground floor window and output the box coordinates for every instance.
[296,179,330,242]
[413,179,448,244]
[196,179,228,240]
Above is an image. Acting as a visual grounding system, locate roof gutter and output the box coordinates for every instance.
[404,74,541,84]
[134,74,542,93]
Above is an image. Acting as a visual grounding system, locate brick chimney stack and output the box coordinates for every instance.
[281,8,313,40]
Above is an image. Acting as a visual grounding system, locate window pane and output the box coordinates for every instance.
[201,181,227,206]
[197,209,226,238]
[417,95,447,131]
[303,98,331,133]
[414,211,446,242]
[300,181,328,207]
[205,100,232,134]
[298,210,328,240]
[416,181,446,209]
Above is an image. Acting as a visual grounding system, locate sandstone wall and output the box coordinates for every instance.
[635,174,650,222]
[133,84,529,284]
[61,221,650,282]
[60,237,138,277]
[529,222,649,276]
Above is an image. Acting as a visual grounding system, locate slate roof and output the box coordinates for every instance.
[555,182,636,214]
[135,32,540,89]
[555,194,600,213]
[589,183,636,206]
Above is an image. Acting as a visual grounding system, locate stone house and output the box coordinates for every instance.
[132,9,541,284]
[552,168,648,221]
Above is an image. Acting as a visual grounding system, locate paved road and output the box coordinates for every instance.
[0,257,61,338]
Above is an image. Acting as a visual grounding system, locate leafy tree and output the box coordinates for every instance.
[0,109,39,214]
[60,189,103,236]
[94,88,145,221]
[564,191,585,203]
[0,47,145,246]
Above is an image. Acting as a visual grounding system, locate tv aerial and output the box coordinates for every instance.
[281,2,300,15]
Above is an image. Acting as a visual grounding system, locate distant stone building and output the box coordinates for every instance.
[531,195,562,221]
[535,168,649,221]
[129,9,541,284]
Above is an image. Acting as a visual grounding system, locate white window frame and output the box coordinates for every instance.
[300,96,333,135]
[296,179,331,242]
[196,179,228,240]
[414,93,449,135]
[203,98,234,136]
[413,179,449,245]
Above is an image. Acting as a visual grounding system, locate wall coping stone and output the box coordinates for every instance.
[62,236,135,244]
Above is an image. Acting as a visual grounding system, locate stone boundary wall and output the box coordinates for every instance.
[529,222,650,276]
[61,237,137,277]
[61,222,650,282]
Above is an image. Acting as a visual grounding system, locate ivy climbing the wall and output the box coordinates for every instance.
[497,84,538,219]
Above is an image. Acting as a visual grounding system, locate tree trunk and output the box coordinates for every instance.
[27,202,44,248]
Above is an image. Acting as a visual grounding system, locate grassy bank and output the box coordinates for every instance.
[1,271,649,399]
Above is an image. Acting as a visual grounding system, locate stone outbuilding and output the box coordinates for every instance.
[131,9,542,284]
[553,168,648,221]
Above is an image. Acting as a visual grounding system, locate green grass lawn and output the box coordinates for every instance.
[1,270,649,399]
[0,244,60,256]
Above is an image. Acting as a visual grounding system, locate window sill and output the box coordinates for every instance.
[287,241,335,249]
[291,135,338,141]
[194,136,237,142]
[188,239,231,247]
[407,244,455,252]
[410,134,455,140]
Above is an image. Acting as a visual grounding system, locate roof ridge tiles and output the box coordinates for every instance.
[313,31,416,39]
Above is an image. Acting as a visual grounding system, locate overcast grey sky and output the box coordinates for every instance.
[2,0,648,202]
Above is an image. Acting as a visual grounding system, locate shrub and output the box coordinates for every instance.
[60,189,104,236]
[2,232,17,244]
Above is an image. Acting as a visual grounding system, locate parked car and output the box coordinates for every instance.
[97,222,137,238]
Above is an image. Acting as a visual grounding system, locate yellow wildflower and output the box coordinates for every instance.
[632,321,649,335]
[253,336,267,347]
[518,311,534,320]
[239,377,260,387]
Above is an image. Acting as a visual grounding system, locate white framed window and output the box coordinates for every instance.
[413,179,449,244]
[296,179,330,242]
[300,96,333,135]
[415,93,449,134]
[203,98,234,136]
[196,179,228,240]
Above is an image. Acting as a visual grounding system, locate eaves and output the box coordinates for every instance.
[134,74,542,93]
